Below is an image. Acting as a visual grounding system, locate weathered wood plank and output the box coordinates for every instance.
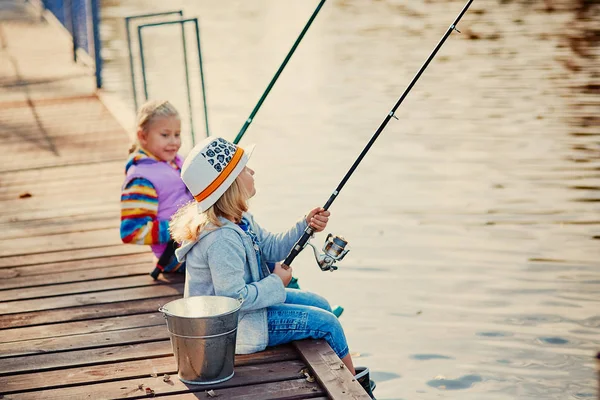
[0,203,117,225]
[0,340,173,375]
[0,253,153,282]
[0,209,116,227]
[0,182,118,203]
[0,356,175,395]
[0,273,182,302]
[0,312,164,343]
[0,160,122,186]
[1,217,119,241]
[0,154,127,174]
[0,178,119,201]
[0,346,298,381]
[1,135,125,157]
[1,361,312,400]
[0,295,180,329]
[294,340,369,400]
[0,187,120,214]
[0,228,122,257]
[0,263,154,290]
[0,199,120,222]
[0,177,120,200]
[0,284,183,316]
[0,325,169,358]
[0,245,148,268]
[0,346,298,394]
[151,379,324,400]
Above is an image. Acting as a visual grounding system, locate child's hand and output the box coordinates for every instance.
[306,207,330,233]
[272,262,292,286]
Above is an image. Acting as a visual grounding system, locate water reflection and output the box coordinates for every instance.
[99,0,599,398]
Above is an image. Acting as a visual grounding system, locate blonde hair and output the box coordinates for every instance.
[129,100,180,154]
[170,178,250,243]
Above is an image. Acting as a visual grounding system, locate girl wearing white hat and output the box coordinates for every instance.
[170,136,374,397]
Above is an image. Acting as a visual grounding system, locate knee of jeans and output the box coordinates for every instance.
[309,308,342,332]
[312,293,332,313]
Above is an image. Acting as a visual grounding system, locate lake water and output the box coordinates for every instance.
[98,0,599,398]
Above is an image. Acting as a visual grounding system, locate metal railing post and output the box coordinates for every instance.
[137,25,149,100]
[91,0,102,88]
[136,18,210,144]
[126,11,183,111]
[68,0,78,62]
[180,22,196,144]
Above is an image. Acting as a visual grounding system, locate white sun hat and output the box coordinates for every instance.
[181,136,255,212]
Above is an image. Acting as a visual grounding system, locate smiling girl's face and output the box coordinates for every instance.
[137,116,181,162]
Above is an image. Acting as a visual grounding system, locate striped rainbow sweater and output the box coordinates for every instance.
[120,150,178,245]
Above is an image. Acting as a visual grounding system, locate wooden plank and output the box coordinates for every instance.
[0,154,126,174]
[0,203,118,224]
[1,139,125,161]
[0,160,122,186]
[0,295,180,329]
[0,263,152,290]
[0,245,148,269]
[0,325,170,358]
[0,210,117,231]
[0,340,173,375]
[0,273,182,302]
[0,118,124,144]
[0,217,119,241]
[0,344,298,381]
[0,203,117,225]
[0,175,120,199]
[0,312,165,343]
[0,253,153,281]
[0,129,123,147]
[0,253,156,282]
[0,356,176,395]
[0,228,122,257]
[294,340,370,400]
[1,361,312,400]
[0,189,120,214]
[0,283,184,315]
[0,346,297,394]
[151,379,324,400]
[0,177,121,198]
[0,184,120,212]
[0,94,98,109]
[1,139,126,164]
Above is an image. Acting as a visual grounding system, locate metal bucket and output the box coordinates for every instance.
[159,296,242,385]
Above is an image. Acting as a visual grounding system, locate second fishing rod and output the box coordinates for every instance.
[281,0,474,271]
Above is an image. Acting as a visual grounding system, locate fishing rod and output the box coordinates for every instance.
[282,0,474,271]
[234,0,326,144]
[150,0,327,279]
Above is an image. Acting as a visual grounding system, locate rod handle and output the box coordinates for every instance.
[282,227,314,269]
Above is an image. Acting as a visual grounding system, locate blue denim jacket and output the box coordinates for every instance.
[175,212,307,354]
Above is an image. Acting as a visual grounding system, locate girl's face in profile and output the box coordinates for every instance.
[237,166,256,198]
[138,116,181,162]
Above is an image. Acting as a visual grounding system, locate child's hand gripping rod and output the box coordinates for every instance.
[281,0,474,270]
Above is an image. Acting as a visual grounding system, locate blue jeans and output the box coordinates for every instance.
[267,289,349,359]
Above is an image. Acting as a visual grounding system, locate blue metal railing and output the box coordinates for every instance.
[42,0,102,88]
[125,12,210,144]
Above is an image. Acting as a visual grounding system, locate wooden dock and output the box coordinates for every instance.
[0,2,368,399]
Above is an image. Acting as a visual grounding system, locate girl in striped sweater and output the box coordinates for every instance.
[120,100,193,276]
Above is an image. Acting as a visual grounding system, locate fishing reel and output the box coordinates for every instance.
[305,233,350,272]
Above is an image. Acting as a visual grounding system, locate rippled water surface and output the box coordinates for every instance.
[99,1,599,398]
